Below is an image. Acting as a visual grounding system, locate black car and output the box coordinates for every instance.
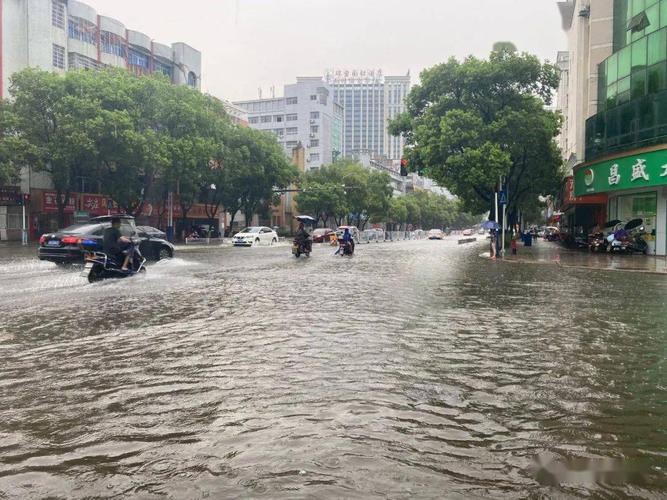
[38,215,174,264]
[137,225,167,239]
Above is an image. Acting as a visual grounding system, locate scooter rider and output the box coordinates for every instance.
[340,227,355,255]
[103,217,132,271]
[295,222,311,252]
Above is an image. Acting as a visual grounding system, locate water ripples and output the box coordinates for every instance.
[0,240,666,498]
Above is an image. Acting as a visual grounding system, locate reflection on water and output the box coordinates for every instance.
[0,240,666,498]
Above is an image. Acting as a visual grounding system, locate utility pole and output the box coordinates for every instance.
[501,176,507,257]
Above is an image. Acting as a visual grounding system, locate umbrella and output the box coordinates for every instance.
[295,215,317,224]
[480,220,500,230]
[604,219,622,228]
[624,218,643,231]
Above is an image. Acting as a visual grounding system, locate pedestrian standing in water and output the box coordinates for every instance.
[490,229,497,260]
[511,234,518,255]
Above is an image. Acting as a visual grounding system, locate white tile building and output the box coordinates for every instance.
[234,77,344,170]
[0,0,202,100]
[325,69,410,161]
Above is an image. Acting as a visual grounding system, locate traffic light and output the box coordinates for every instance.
[400,158,408,176]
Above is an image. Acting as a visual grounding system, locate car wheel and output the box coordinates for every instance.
[271,238,277,246]
[157,247,172,261]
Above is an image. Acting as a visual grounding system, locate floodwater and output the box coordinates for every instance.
[0,239,665,498]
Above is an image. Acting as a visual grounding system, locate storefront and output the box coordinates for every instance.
[574,146,667,256]
[560,176,608,239]
[0,186,22,241]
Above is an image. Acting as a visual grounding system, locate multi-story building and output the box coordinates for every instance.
[0,0,202,241]
[324,69,410,161]
[566,0,667,256]
[556,1,614,168]
[234,77,344,170]
[1,0,202,98]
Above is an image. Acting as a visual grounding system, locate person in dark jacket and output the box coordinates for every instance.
[103,217,131,270]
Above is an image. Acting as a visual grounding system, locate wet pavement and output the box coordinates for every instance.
[506,239,667,274]
[0,239,666,498]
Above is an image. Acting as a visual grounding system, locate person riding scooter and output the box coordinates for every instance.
[294,222,312,253]
[103,217,134,271]
[337,227,355,256]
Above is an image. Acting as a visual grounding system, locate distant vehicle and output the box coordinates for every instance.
[462,229,473,236]
[427,229,445,240]
[336,226,361,243]
[232,226,278,246]
[38,215,174,265]
[137,225,166,239]
[312,228,336,243]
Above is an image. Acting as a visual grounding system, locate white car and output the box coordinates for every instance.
[427,229,445,240]
[462,229,473,236]
[232,226,278,246]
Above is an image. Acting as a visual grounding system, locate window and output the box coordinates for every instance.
[618,46,632,79]
[647,29,667,65]
[286,114,298,121]
[52,0,65,29]
[249,117,259,124]
[187,72,197,87]
[274,128,285,136]
[261,115,272,123]
[286,141,298,148]
[310,153,320,162]
[68,53,102,70]
[275,115,283,122]
[286,97,298,105]
[310,94,318,101]
[311,125,319,133]
[310,139,319,147]
[52,44,65,69]
[154,59,173,78]
[128,49,149,69]
[286,127,298,135]
[310,112,320,119]
[632,37,647,71]
[101,31,126,58]
[68,16,97,44]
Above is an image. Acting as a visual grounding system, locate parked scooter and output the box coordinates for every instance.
[589,219,621,253]
[607,219,645,254]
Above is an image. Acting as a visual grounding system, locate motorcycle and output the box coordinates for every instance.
[81,239,147,283]
[589,220,621,253]
[337,239,355,257]
[627,228,649,254]
[292,238,312,258]
[607,219,645,254]
[588,231,608,253]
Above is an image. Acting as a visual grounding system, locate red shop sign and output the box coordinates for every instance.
[82,194,121,215]
[43,191,77,213]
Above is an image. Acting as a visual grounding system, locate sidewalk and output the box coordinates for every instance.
[503,240,667,275]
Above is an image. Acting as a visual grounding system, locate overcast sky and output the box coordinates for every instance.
[82,0,566,102]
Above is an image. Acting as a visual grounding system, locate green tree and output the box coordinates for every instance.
[0,101,34,185]
[7,69,104,226]
[390,49,562,224]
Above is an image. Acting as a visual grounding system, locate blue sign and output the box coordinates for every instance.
[499,190,508,205]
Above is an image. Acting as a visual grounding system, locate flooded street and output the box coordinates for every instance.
[0,239,666,498]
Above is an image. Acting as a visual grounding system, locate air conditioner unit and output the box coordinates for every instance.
[309,133,316,138]
[310,120,316,124]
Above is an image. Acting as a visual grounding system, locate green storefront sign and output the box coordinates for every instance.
[574,148,667,197]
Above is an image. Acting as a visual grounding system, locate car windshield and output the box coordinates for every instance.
[61,224,103,235]
[313,229,328,235]
[239,227,261,234]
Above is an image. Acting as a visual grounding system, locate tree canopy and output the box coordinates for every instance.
[296,160,479,231]
[0,68,298,229]
[390,49,563,220]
